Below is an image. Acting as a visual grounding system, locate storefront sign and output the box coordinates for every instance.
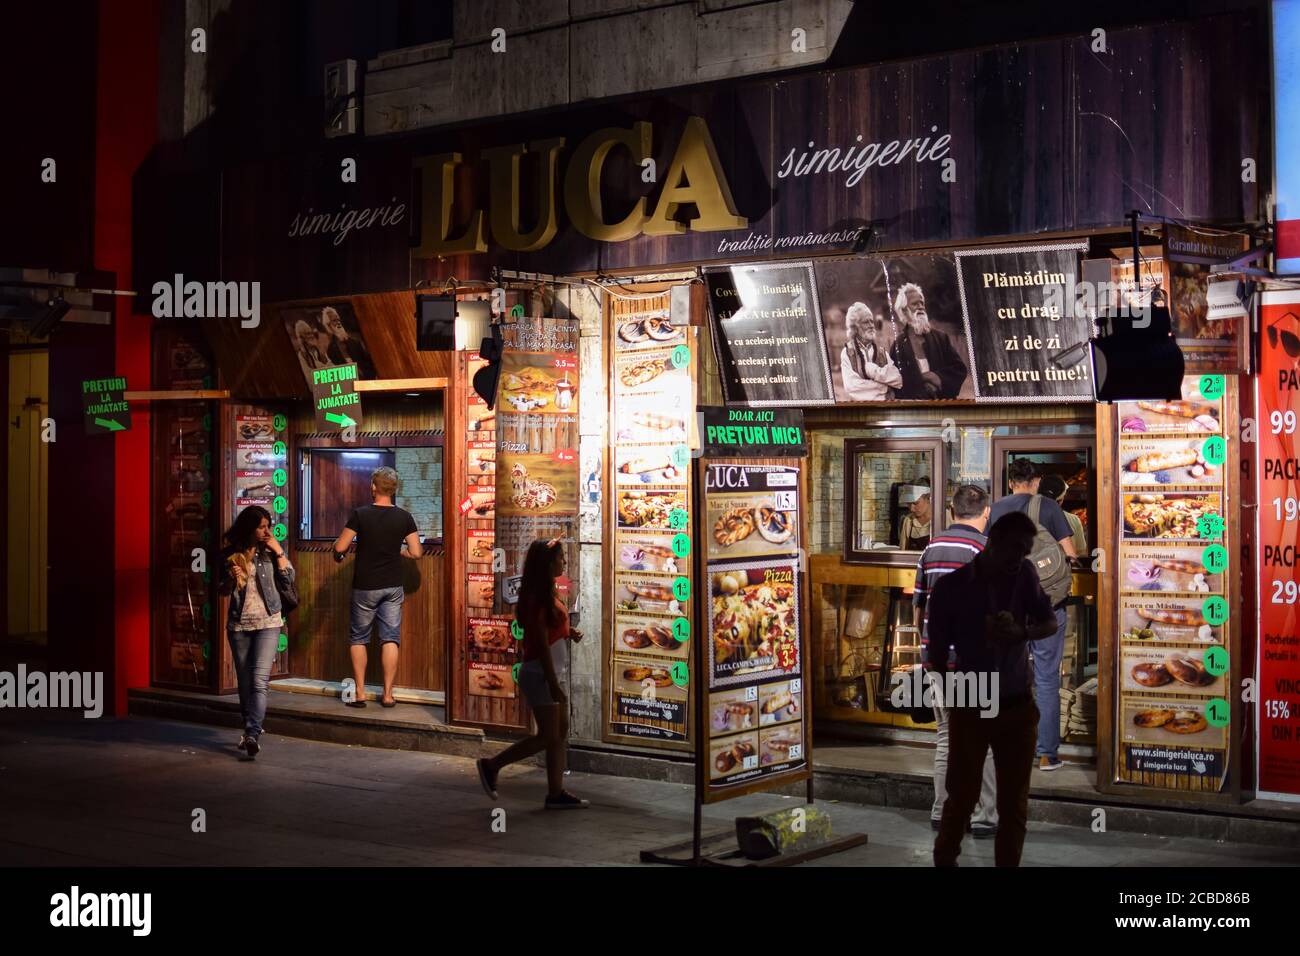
[705,262,833,407]
[309,363,364,431]
[954,242,1092,402]
[699,406,806,458]
[1114,375,1230,792]
[1258,290,1300,797]
[82,376,131,435]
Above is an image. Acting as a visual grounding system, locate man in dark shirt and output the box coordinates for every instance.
[333,466,422,708]
[888,283,968,399]
[915,485,995,836]
[988,458,1078,771]
[926,512,1059,867]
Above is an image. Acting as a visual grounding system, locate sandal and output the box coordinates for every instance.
[544,790,589,810]
[381,698,397,708]
[345,699,367,708]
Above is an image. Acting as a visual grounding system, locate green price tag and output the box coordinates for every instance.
[511,620,524,641]
[509,304,525,319]
[672,576,691,601]
[272,495,287,515]
[1201,544,1227,574]
[272,414,287,432]
[1201,435,1226,466]
[277,633,288,653]
[202,413,212,431]
[201,641,210,661]
[200,490,212,509]
[1206,697,1230,728]
[668,508,688,530]
[272,468,287,487]
[671,445,690,469]
[1199,375,1225,401]
[273,440,287,457]
[1196,513,1224,540]
[1203,646,1229,676]
[671,345,690,369]
[201,603,210,622]
[672,616,691,641]
[202,451,211,470]
[671,533,691,558]
[1202,595,1228,626]
[512,663,521,683]
[272,523,287,541]
[670,661,689,687]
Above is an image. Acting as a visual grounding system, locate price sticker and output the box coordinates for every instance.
[512,663,521,683]
[1201,435,1226,466]
[1196,513,1225,540]
[744,686,758,701]
[668,508,689,530]
[672,616,691,641]
[1199,375,1225,401]
[1206,697,1230,728]
[272,414,287,432]
[788,744,804,761]
[671,345,690,369]
[670,661,689,687]
[773,491,796,511]
[1203,646,1229,676]
[671,445,690,469]
[1202,595,1228,626]
[273,440,287,457]
[672,576,691,602]
[742,755,759,770]
[277,633,288,653]
[790,678,802,694]
[671,533,691,558]
[459,496,474,516]
[272,495,288,515]
[200,489,212,509]
[201,640,210,661]
[779,643,798,669]
[272,468,287,487]
[1201,544,1227,574]
[272,523,287,541]
[511,620,524,641]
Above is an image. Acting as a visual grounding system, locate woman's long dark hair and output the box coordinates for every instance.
[222,505,273,554]
[516,539,561,631]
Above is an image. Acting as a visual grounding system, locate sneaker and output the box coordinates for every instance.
[544,791,590,810]
[1038,755,1064,772]
[237,734,249,752]
[971,823,998,839]
[244,735,260,758]
[476,759,498,800]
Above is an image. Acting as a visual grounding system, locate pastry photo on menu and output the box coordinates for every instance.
[709,687,759,735]
[614,573,685,616]
[467,573,495,610]
[614,662,686,700]
[1122,647,1224,696]
[468,663,515,699]
[467,617,513,654]
[707,495,798,559]
[617,612,688,659]
[1119,437,1222,487]
[1120,545,1222,594]
[1117,380,1221,435]
[758,679,802,725]
[498,354,578,414]
[617,532,683,574]
[616,350,689,394]
[709,731,759,780]
[496,454,578,516]
[1122,492,1222,540]
[1120,596,1220,643]
[1123,699,1222,745]
[467,530,495,568]
[615,307,684,353]
[614,446,687,485]
[614,400,688,444]
[759,723,803,766]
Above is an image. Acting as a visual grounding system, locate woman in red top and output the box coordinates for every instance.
[477,539,587,808]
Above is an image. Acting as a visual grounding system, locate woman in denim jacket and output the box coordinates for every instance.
[219,505,294,757]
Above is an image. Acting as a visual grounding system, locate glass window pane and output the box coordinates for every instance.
[851,448,933,551]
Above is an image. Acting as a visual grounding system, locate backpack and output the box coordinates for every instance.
[1025,495,1072,606]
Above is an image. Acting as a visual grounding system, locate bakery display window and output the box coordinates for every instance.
[842,438,943,565]
[300,445,443,542]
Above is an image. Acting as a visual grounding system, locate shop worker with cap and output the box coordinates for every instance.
[988,458,1078,772]
[914,484,997,838]
[332,466,422,709]
[925,512,1061,867]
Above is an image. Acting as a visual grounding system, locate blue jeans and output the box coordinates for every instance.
[1030,607,1068,759]
[227,627,279,738]
[350,586,404,644]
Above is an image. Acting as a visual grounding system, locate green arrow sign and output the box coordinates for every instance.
[325,411,357,428]
[93,417,126,431]
[310,363,364,431]
[82,375,132,436]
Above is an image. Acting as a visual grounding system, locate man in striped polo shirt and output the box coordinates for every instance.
[913,484,997,837]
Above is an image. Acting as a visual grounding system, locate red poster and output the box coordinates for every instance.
[1258,292,1300,797]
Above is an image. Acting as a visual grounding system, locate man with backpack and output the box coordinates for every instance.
[988,459,1078,771]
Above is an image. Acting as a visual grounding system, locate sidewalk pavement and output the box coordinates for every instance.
[2,714,1296,867]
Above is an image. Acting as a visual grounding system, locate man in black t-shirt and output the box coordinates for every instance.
[333,466,422,708]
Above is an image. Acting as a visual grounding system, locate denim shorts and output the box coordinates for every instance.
[350,586,404,645]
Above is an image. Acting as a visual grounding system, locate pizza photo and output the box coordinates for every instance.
[1121,493,1221,541]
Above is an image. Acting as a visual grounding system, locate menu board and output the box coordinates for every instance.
[1258,291,1300,797]
[493,319,582,695]
[232,414,288,528]
[1114,374,1230,790]
[1163,224,1249,372]
[608,291,695,743]
[953,242,1092,402]
[703,462,807,798]
[705,262,834,407]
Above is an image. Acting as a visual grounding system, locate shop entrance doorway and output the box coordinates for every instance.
[6,346,50,645]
